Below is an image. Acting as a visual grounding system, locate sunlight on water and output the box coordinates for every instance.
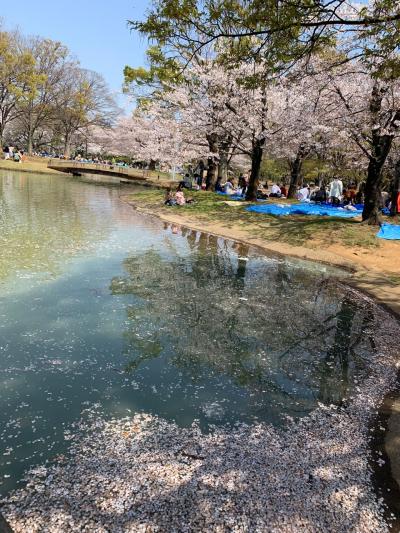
[0,170,376,495]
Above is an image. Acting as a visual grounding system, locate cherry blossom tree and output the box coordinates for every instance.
[217,74,290,200]
[161,61,249,189]
[316,62,400,223]
[267,76,323,197]
[92,99,205,170]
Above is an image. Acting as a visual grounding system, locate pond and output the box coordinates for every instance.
[0,171,376,496]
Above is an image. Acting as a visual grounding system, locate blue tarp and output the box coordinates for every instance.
[223,194,245,201]
[216,192,245,201]
[376,224,400,240]
[246,202,363,218]
[216,192,270,202]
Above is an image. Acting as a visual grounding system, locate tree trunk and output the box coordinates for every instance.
[245,137,264,201]
[27,131,34,156]
[362,84,397,225]
[216,151,228,190]
[27,114,34,155]
[362,136,392,224]
[197,160,205,185]
[0,125,4,154]
[205,133,219,191]
[206,156,218,190]
[216,136,232,190]
[390,158,400,216]
[245,90,267,202]
[64,134,71,159]
[287,144,310,199]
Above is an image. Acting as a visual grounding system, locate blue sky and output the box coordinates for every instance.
[4,0,150,110]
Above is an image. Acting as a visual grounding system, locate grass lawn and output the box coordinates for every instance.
[0,157,63,175]
[127,189,386,249]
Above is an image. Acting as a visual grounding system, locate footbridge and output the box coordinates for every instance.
[47,160,168,186]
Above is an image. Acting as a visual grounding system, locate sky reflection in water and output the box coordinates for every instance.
[0,171,375,495]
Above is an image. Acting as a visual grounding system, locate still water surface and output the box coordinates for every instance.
[0,171,375,494]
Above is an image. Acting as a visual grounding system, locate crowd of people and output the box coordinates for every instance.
[217,175,355,205]
[218,175,393,209]
[292,179,391,209]
[292,179,362,206]
[163,171,395,212]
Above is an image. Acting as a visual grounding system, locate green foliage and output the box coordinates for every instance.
[0,31,43,145]
[0,29,116,155]
[129,0,400,77]
[260,158,286,182]
[123,45,183,99]
[360,0,400,79]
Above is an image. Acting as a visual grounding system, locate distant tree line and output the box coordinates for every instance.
[0,27,118,157]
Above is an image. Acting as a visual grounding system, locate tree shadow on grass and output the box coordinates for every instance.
[239,213,361,248]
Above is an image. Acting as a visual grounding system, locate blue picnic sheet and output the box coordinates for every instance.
[216,191,244,200]
[216,192,269,202]
[246,202,363,218]
[376,224,400,240]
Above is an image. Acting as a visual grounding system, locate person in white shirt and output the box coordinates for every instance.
[297,185,310,201]
[270,184,281,197]
[223,179,235,195]
[329,178,343,206]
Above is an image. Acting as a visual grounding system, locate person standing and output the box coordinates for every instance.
[329,177,343,206]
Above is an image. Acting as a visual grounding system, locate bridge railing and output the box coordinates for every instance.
[47,160,150,179]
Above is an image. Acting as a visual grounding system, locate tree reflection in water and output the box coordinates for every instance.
[110,226,376,424]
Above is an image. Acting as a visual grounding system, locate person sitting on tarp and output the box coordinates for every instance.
[347,183,357,205]
[297,184,310,201]
[269,183,282,197]
[238,174,248,194]
[310,186,327,203]
[223,178,235,195]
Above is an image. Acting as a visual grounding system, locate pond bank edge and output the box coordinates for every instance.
[121,196,400,320]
